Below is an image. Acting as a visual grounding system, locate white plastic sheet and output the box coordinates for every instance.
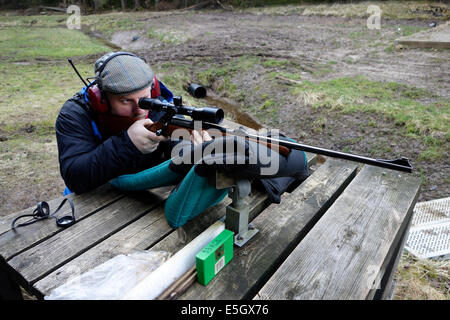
[45,250,170,300]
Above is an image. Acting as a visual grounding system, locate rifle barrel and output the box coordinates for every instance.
[237,131,413,173]
[169,118,413,173]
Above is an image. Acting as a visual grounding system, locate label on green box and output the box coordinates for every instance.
[196,229,234,286]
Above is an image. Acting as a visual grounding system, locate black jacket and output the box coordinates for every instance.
[56,93,309,201]
[55,92,171,194]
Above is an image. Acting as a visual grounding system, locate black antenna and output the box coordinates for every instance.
[68,58,89,87]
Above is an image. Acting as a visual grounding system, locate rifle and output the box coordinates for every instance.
[139,96,413,173]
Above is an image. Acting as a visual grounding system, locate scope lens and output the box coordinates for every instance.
[192,107,224,124]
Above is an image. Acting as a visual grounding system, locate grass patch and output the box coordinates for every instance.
[292,76,449,138]
[0,24,110,136]
[0,62,93,136]
[0,14,64,28]
[0,26,110,61]
[82,12,165,37]
[244,1,449,21]
[259,99,276,110]
[262,59,290,68]
[399,25,427,37]
[197,56,262,86]
[293,76,450,162]
[418,135,447,161]
[394,252,450,300]
[0,12,151,36]
[257,99,280,124]
[147,27,185,45]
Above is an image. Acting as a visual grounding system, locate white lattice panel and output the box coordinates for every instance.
[405,197,450,259]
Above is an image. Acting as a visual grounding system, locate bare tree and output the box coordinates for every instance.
[121,0,126,10]
[81,0,88,14]
[93,0,99,12]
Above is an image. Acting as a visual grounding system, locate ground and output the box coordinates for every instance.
[0,1,448,299]
[110,10,449,204]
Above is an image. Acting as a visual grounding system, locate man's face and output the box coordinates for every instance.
[107,87,151,118]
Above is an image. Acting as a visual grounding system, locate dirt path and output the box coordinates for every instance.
[112,12,449,97]
[110,11,449,202]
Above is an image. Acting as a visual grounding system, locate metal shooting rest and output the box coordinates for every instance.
[209,171,259,247]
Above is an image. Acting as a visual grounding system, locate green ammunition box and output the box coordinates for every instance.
[196,229,234,286]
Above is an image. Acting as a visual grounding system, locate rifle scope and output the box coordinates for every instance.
[139,98,224,124]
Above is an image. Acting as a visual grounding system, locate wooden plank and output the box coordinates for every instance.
[123,220,226,300]
[255,165,421,300]
[6,191,164,286]
[33,205,169,297]
[150,189,268,254]
[0,184,122,236]
[150,152,317,255]
[396,40,450,49]
[179,159,358,300]
[372,215,413,300]
[34,189,264,297]
[35,154,316,297]
[395,22,450,49]
[33,187,175,297]
[0,184,124,260]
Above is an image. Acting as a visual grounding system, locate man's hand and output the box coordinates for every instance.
[190,130,212,146]
[127,119,168,154]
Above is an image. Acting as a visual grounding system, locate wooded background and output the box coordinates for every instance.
[2,0,433,13]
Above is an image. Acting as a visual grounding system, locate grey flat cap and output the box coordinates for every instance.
[95,52,154,95]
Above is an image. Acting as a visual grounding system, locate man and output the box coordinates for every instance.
[56,52,308,228]
[56,51,210,195]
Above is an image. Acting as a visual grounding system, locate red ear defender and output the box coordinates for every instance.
[87,84,109,113]
[151,75,160,98]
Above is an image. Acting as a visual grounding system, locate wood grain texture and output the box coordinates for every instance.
[35,153,316,297]
[0,184,123,260]
[34,189,268,297]
[150,152,316,256]
[34,205,170,296]
[255,165,421,300]
[179,159,358,300]
[7,191,163,285]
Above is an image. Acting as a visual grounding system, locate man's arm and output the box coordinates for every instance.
[55,100,156,194]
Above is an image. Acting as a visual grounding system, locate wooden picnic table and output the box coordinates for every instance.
[0,120,421,300]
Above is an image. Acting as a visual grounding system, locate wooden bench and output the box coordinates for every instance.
[0,120,421,300]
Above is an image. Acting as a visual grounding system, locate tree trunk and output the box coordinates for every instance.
[121,0,126,10]
[82,0,88,14]
[134,0,141,9]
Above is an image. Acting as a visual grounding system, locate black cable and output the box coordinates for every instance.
[11,198,75,231]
